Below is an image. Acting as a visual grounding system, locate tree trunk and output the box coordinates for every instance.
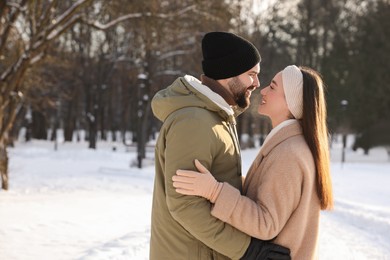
[32,110,47,140]
[64,103,75,142]
[64,118,74,142]
[247,114,255,149]
[88,106,98,149]
[0,141,9,190]
[88,116,97,149]
[50,117,58,142]
[140,100,152,158]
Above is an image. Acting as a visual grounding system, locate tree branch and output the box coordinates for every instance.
[85,5,196,30]
[0,0,28,55]
[36,0,57,33]
[34,0,93,45]
[157,49,196,61]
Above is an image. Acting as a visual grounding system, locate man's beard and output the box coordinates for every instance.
[228,77,251,109]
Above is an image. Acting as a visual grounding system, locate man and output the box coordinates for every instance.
[150,32,290,260]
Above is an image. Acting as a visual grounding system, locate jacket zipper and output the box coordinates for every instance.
[228,120,242,176]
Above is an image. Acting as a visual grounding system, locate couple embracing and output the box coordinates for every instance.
[150,31,333,260]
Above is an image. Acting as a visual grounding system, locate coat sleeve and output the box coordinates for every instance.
[164,114,250,259]
[210,147,304,240]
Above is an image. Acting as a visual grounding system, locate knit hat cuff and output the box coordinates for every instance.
[282,65,303,119]
[202,48,260,79]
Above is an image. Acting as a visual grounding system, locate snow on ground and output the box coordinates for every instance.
[0,138,389,260]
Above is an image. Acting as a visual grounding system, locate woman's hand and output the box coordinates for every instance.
[173,159,222,203]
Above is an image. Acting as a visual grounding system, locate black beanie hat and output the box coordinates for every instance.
[201,32,261,80]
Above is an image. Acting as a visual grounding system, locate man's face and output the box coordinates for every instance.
[227,63,260,109]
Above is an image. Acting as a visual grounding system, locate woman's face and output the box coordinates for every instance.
[258,71,291,127]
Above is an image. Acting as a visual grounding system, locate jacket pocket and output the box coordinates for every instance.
[212,250,231,260]
[187,241,213,260]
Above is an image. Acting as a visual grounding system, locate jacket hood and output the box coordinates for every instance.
[151,75,236,122]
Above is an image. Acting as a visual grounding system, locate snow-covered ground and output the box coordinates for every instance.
[0,137,389,260]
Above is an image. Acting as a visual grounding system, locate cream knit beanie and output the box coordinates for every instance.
[282,65,303,119]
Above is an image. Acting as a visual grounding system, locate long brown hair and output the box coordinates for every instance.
[299,66,333,210]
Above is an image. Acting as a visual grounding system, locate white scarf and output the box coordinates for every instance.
[184,75,234,116]
[260,119,298,151]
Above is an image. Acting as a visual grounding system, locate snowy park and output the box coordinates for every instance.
[1,1,389,259]
[0,136,389,260]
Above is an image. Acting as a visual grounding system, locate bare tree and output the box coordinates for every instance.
[0,0,254,188]
[0,0,96,190]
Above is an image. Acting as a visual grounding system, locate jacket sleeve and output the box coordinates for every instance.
[210,147,304,240]
[164,115,250,259]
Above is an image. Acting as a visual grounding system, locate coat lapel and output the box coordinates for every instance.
[243,121,303,193]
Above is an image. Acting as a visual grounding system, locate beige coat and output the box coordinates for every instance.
[150,75,250,260]
[211,121,321,259]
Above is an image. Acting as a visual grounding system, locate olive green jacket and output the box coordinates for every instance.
[150,75,250,260]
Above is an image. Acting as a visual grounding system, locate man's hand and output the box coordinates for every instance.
[241,238,291,260]
[173,159,223,203]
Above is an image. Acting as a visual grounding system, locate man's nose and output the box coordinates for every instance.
[254,76,260,88]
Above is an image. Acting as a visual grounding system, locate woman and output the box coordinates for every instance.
[172,65,333,259]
